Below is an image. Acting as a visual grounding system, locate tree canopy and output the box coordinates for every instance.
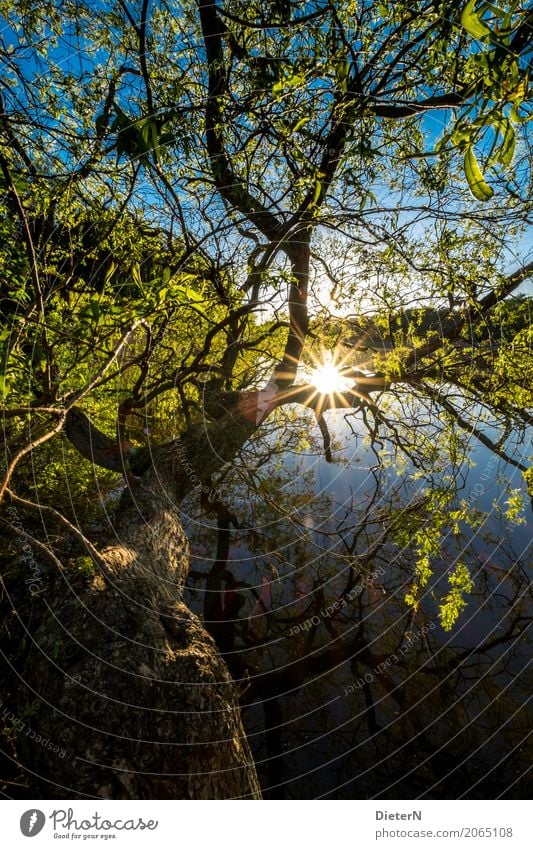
[0,0,532,799]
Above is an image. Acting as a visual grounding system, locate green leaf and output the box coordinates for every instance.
[464,145,494,200]
[79,297,101,323]
[292,117,310,134]
[439,561,473,631]
[312,179,322,206]
[139,118,159,160]
[285,73,305,88]
[112,101,131,130]
[336,58,349,91]
[149,120,159,160]
[0,374,10,399]
[171,284,207,315]
[461,0,492,42]
[273,72,305,98]
[504,488,526,524]
[131,262,143,289]
[510,103,532,124]
[451,124,472,146]
[103,259,116,289]
[461,0,516,46]
[488,116,515,167]
[173,284,203,303]
[336,59,349,82]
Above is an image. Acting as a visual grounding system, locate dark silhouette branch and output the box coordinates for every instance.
[197,0,283,242]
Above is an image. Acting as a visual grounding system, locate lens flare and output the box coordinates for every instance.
[310,355,352,394]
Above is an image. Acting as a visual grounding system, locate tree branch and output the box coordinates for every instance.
[197,0,283,242]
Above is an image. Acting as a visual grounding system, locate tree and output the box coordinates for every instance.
[0,0,531,798]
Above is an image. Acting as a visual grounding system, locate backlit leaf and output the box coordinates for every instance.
[464,145,494,200]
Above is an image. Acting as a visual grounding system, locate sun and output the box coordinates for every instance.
[310,354,352,394]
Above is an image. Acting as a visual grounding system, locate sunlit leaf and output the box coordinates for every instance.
[463,145,494,200]
[460,0,493,43]
[488,115,515,167]
[510,102,532,123]
[292,117,310,134]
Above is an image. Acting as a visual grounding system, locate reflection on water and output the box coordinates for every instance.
[183,405,532,799]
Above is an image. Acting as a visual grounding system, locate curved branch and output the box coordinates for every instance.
[5,489,114,582]
[197,0,283,242]
[217,5,330,30]
[372,92,465,118]
[403,261,533,371]
[418,382,529,475]
[64,407,135,476]
[0,415,66,506]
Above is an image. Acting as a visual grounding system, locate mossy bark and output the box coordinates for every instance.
[12,412,261,799]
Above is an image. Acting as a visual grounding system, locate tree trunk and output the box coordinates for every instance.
[13,462,261,799]
[7,385,351,798]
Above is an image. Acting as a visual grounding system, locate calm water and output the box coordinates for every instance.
[183,403,532,799]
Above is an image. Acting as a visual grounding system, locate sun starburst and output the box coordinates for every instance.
[309,351,353,395]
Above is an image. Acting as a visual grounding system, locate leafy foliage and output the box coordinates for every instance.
[0,0,531,633]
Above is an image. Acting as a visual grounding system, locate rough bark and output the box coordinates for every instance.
[11,442,261,799]
[6,374,390,798]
